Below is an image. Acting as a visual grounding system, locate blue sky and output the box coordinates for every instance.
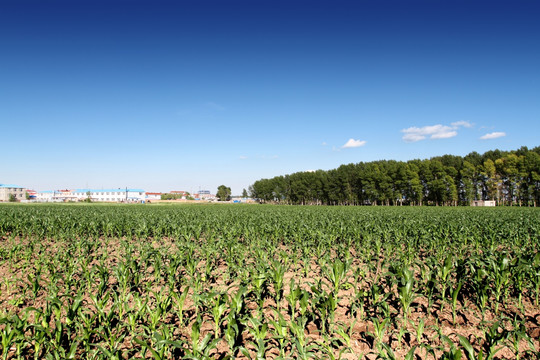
[1,0,539,194]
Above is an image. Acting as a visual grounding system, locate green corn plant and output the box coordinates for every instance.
[285,277,302,320]
[269,260,286,310]
[437,255,454,312]
[367,317,389,352]
[91,344,123,360]
[439,348,463,360]
[470,264,490,321]
[533,252,540,306]
[223,314,242,357]
[510,257,528,311]
[228,285,247,320]
[489,255,511,314]
[298,288,310,318]
[507,319,530,360]
[394,326,409,350]
[458,322,507,360]
[439,334,462,360]
[409,317,425,345]
[124,293,148,333]
[0,315,26,360]
[288,315,309,351]
[241,317,268,360]
[133,327,173,360]
[311,282,337,334]
[249,268,268,317]
[209,292,228,338]
[316,335,350,360]
[322,257,351,295]
[451,281,463,326]
[27,271,42,300]
[350,288,367,321]
[75,307,97,353]
[181,316,220,360]
[268,310,289,358]
[51,342,80,360]
[333,320,355,349]
[369,283,386,310]
[481,321,508,358]
[377,343,416,360]
[302,254,312,278]
[395,266,416,322]
[172,285,190,325]
[291,337,319,360]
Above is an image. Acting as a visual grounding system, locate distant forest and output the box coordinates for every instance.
[249,146,540,206]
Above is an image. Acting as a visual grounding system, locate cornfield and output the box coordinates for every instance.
[0,203,538,359]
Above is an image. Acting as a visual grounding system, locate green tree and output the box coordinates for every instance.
[482,159,498,202]
[8,193,17,202]
[242,188,248,198]
[216,185,231,201]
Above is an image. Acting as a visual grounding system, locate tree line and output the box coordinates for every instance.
[249,146,540,206]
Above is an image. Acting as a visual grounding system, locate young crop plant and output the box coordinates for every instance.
[209,292,228,339]
[310,280,338,334]
[269,260,286,311]
[367,317,389,352]
[489,254,512,314]
[241,317,269,360]
[180,316,220,360]
[394,265,416,322]
[322,256,352,295]
[269,310,289,359]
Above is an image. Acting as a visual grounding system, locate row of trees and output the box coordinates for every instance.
[161,192,194,200]
[250,146,540,206]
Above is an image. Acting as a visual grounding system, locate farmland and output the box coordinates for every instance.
[0,204,539,359]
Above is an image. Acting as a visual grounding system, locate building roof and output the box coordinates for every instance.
[0,184,24,189]
[72,189,145,193]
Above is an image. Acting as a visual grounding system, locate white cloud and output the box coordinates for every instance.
[239,155,248,160]
[321,142,327,146]
[451,120,473,128]
[401,124,457,142]
[342,139,367,148]
[480,132,506,140]
[431,130,458,139]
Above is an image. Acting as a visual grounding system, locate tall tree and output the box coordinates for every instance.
[216,185,231,201]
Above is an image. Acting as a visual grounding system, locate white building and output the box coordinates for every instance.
[36,190,55,202]
[36,190,78,202]
[471,200,496,207]
[72,189,146,202]
[195,190,216,200]
[146,192,162,201]
[0,184,26,202]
